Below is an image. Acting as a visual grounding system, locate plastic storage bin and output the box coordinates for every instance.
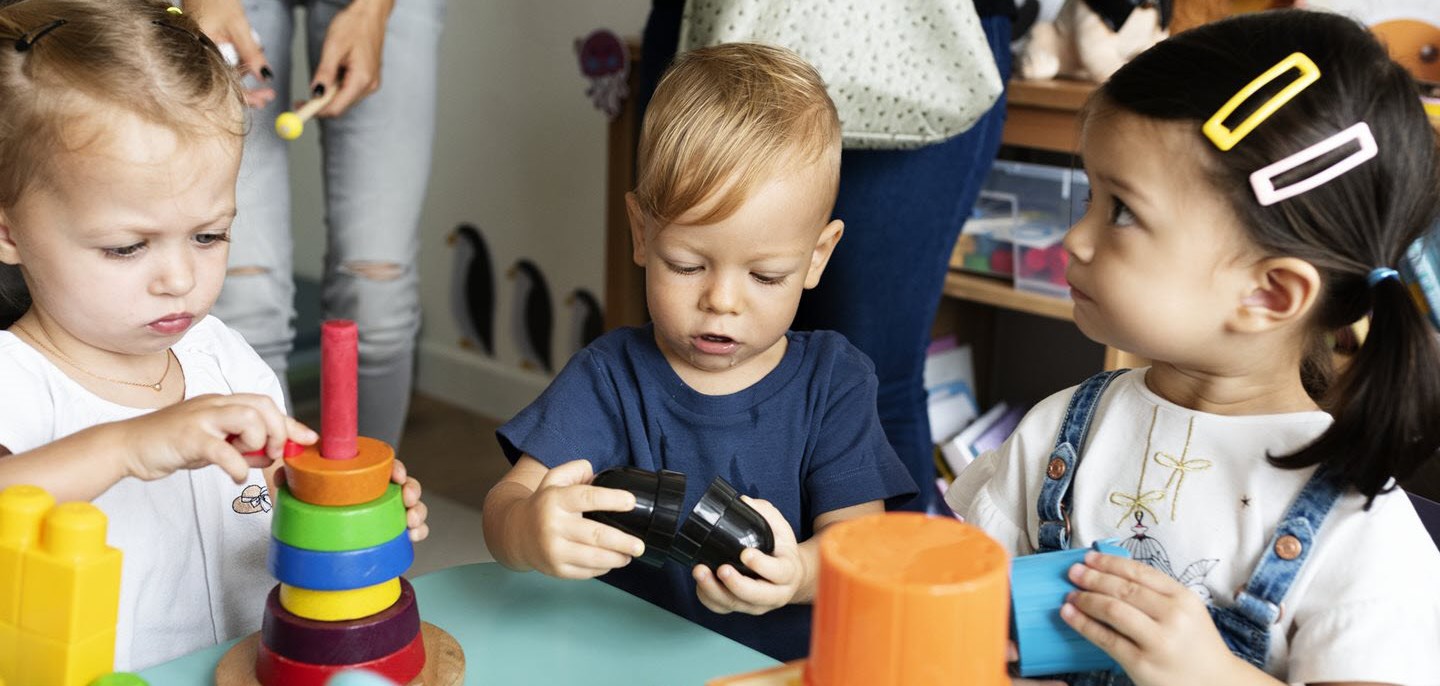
[954,160,1089,297]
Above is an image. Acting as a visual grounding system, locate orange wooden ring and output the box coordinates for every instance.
[284,436,394,507]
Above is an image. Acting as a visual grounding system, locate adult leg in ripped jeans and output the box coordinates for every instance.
[196,0,445,447]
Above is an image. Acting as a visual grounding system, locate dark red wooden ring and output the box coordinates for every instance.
[260,577,420,665]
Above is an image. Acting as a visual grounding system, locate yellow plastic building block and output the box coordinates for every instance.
[19,628,115,686]
[18,501,122,686]
[0,485,56,682]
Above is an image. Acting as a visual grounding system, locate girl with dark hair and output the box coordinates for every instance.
[948,10,1440,685]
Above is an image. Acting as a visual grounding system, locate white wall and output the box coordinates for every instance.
[286,0,651,420]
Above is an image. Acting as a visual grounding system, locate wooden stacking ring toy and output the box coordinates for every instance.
[269,530,413,591]
[283,436,394,507]
[262,578,419,664]
[279,578,402,622]
[272,483,405,552]
[256,624,424,686]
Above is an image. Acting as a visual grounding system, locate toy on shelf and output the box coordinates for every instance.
[708,514,1135,685]
[0,484,127,686]
[1019,0,1172,83]
[953,161,1084,299]
[583,467,775,578]
[216,320,464,686]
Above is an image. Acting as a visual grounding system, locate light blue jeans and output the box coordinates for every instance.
[212,0,444,446]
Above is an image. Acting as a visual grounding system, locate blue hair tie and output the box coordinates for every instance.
[1367,267,1399,288]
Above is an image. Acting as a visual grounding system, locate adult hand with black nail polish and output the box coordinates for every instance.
[184,0,276,109]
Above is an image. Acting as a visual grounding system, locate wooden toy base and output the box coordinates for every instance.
[706,659,805,685]
[215,621,464,685]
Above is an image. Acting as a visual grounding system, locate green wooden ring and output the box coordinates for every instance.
[272,483,405,552]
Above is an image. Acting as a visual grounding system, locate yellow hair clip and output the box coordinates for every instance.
[1202,52,1320,152]
[166,5,183,14]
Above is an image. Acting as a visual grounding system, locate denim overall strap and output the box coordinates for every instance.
[1210,464,1344,669]
[1037,370,1128,553]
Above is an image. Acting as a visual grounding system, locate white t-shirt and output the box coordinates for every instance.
[0,316,283,670]
[946,369,1440,685]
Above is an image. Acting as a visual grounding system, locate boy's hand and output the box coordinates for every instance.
[121,393,317,483]
[1061,551,1255,686]
[512,459,644,579]
[392,459,428,542]
[693,496,805,615]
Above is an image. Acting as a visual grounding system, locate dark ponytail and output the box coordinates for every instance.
[1101,10,1440,505]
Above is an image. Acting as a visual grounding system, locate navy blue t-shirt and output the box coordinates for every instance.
[497,324,916,660]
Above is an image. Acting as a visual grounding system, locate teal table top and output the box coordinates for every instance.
[140,562,780,685]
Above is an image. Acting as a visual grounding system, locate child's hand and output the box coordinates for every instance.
[1060,551,1249,686]
[392,459,428,542]
[120,393,316,484]
[512,459,644,579]
[693,496,805,615]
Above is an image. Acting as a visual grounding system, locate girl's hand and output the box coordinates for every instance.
[309,0,394,118]
[184,0,276,109]
[511,460,644,579]
[1061,551,1252,686]
[120,393,316,483]
[391,459,428,542]
[693,496,805,615]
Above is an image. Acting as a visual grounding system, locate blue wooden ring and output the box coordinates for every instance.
[269,530,414,591]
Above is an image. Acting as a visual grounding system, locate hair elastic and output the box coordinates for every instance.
[12,19,66,52]
[1202,52,1320,152]
[1367,267,1399,288]
[1248,122,1378,207]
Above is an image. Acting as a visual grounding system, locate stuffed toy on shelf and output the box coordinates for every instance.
[1018,0,1173,82]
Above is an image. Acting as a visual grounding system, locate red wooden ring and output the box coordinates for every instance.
[255,624,425,686]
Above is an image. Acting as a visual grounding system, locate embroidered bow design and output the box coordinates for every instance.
[1109,489,1166,528]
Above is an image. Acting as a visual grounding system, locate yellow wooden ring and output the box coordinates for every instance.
[278,577,401,622]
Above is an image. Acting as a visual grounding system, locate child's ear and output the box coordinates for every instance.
[625,193,648,267]
[1230,257,1320,333]
[803,219,845,289]
[0,210,20,266]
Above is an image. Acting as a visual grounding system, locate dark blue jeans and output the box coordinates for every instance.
[793,16,1014,512]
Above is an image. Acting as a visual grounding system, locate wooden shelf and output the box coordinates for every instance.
[942,271,1073,322]
[1000,78,1097,155]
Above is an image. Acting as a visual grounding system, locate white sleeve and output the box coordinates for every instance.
[1285,491,1440,685]
[0,347,58,454]
[945,439,1032,555]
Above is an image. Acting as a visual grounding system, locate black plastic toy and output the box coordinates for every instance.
[585,468,774,577]
[586,467,685,568]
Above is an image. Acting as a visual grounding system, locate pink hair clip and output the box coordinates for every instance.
[1248,122,1377,207]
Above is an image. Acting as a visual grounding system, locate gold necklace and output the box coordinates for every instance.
[14,323,172,392]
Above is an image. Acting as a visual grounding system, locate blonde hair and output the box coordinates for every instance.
[0,0,246,208]
[634,43,841,227]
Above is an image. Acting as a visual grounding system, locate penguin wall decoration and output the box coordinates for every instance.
[447,223,496,355]
[565,288,604,358]
[508,259,554,374]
